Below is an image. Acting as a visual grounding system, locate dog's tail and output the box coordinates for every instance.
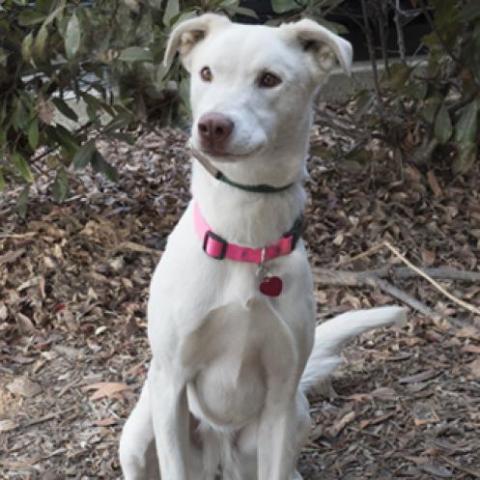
[300,306,406,393]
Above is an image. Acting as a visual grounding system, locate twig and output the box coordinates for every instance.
[336,243,385,266]
[393,267,480,282]
[383,241,480,316]
[393,0,406,63]
[377,1,390,74]
[374,277,437,317]
[440,456,480,479]
[360,0,384,111]
[339,242,480,315]
[317,266,480,283]
[318,242,480,318]
[314,268,436,317]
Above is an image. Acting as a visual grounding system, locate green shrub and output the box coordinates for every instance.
[0,0,252,215]
[2,0,479,217]
[349,0,480,174]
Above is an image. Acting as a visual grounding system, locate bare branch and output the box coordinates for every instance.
[393,0,407,63]
[360,0,384,111]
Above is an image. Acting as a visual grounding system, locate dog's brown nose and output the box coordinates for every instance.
[197,112,234,153]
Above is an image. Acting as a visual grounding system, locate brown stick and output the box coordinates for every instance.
[315,266,480,284]
[440,455,480,479]
[314,269,436,318]
[384,242,480,316]
[316,241,480,315]
[374,277,437,318]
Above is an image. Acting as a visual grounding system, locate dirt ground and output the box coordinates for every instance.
[1,124,480,479]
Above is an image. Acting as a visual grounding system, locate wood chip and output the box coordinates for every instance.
[83,382,131,401]
[7,376,42,398]
[399,369,440,384]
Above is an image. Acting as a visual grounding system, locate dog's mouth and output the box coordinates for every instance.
[193,143,263,163]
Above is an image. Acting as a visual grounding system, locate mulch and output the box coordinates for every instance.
[1,123,479,479]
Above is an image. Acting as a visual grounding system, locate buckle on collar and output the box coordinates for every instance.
[285,215,304,250]
[203,230,227,260]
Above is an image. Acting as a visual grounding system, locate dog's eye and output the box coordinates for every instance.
[200,66,213,82]
[257,72,282,88]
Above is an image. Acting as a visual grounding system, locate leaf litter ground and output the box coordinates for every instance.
[1,125,480,479]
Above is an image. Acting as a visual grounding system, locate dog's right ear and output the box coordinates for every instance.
[163,13,230,71]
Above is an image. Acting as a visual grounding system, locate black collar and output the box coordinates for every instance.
[189,144,295,194]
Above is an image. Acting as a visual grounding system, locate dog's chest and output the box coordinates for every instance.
[182,302,283,429]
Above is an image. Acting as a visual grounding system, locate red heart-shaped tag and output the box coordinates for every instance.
[259,276,283,297]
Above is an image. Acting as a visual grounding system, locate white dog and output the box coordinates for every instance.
[119,13,405,480]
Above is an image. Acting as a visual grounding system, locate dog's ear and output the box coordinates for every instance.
[164,13,230,71]
[283,19,353,77]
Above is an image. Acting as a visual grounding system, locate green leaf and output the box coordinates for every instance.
[455,100,478,144]
[103,112,133,133]
[91,151,118,181]
[404,80,428,101]
[453,142,477,175]
[434,104,452,144]
[21,32,34,63]
[460,2,480,21]
[0,48,8,67]
[0,168,5,192]
[316,18,348,35]
[421,96,442,124]
[271,0,299,14]
[43,2,66,27]
[384,63,412,90]
[109,132,135,145]
[52,98,79,122]
[34,25,49,60]
[231,6,258,19]
[163,0,179,26]
[52,166,69,202]
[18,10,46,26]
[12,96,29,130]
[46,125,80,159]
[81,92,115,118]
[65,12,81,59]
[12,152,34,183]
[73,141,96,169]
[118,47,153,63]
[28,119,39,150]
[16,185,30,219]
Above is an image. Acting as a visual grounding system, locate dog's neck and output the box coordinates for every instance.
[191,160,306,247]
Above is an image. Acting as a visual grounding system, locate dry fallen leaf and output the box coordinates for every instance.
[419,462,453,478]
[0,419,18,432]
[461,344,480,354]
[467,358,480,379]
[455,325,480,339]
[399,369,440,384]
[0,248,26,266]
[421,249,436,266]
[327,410,356,437]
[7,376,42,398]
[413,402,440,426]
[92,417,118,427]
[83,382,131,401]
[427,170,443,197]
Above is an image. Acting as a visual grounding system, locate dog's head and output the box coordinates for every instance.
[165,14,352,184]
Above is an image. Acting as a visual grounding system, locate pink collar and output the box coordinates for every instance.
[194,202,302,264]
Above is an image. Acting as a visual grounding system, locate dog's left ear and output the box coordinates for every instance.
[163,13,230,71]
[283,19,353,77]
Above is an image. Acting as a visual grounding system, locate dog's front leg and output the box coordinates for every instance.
[256,307,303,480]
[257,388,299,480]
[149,364,192,480]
